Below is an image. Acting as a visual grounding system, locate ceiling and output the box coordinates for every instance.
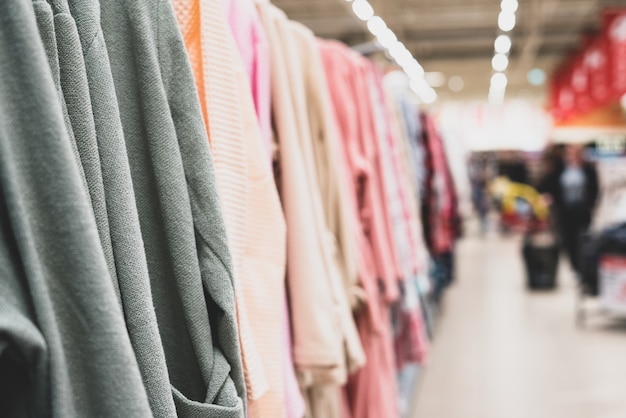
[272,0,626,102]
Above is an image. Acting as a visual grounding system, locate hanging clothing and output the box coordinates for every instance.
[173,0,292,416]
[257,4,365,417]
[0,1,153,415]
[37,0,177,414]
[421,115,458,256]
[378,73,430,368]
[100,0,246,415]
[281,298,307,418]
[225,0,273,162]
[319,40,400,418]
[319,40,400,305]
[289,25,365,321]
[223,7,304,413]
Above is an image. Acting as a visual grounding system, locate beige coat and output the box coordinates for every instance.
[257,3,365,417]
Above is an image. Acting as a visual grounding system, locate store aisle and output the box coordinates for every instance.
[412,232,626,418]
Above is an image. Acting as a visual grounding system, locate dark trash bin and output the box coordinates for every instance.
[522,232,559,290]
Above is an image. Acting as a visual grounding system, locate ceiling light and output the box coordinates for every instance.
[498,11,516,31]
[402,59,425,78]
[367,16,386,36]
[500,0,518,13]
[527,68,546,86]
[410,77,430,94]
[494,35,512,54]
[389,42,410,61]
[489,93,504,104]
[448,76,464,92]
[376,27,397,49]
[421,88,438,104]
[491,53,509,72]
[490,72,508,90]
[404,66,424,80]
[352,0,374,21]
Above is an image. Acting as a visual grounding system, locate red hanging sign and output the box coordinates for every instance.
[603,9,626,99]
[585,34,611,106]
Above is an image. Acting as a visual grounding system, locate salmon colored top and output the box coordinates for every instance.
[224,0,273,162]
[319,40,402,418]
[173,1,290,417]
[319,40,400,305]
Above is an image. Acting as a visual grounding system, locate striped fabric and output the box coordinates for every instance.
[173,1,290,417]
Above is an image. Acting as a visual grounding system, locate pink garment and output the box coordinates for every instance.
[347,302,399,418]
[225,0,273,161]
[368,69,430,369]
[371,67,421,277]
[318,40,399,305]
[282,296,306,418]
[366,65,411,283]
[225,3,303,415]
[174,1,290,416]
[319,40,400,418]
[257,7,365,418]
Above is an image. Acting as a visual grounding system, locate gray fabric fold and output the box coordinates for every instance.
[98,0,246,415]
[0,1,153,416]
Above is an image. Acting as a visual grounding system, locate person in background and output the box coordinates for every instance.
[469,154,490,234]
[499,150,530,185]
[539,144,599,272]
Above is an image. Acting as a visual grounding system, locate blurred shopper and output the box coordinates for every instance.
[539,144,599,272]
[469,155,490,233]
[499,151,530,185]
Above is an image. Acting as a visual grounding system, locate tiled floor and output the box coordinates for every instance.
[412,232,626,418]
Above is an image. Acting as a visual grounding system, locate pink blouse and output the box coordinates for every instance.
[224,0,273,162]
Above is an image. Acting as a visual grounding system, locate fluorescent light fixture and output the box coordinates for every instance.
[367,16,386,36]
[409,77,430,93]
[376,27,397,49]
[491,53,509,72]
[402,59,425,78]
[389,42,409,61]
[490,72,508,89]
[357,2,430,98]
[498,11,516,31]
[494,35,512,54]
[500,0,518,13]
[352,0,374,21]
[448,76,464,92]
[489,94,504,104]
[421,88,437,104]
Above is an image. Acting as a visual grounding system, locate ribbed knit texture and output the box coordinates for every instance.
[173,0,267,405]
[174,1,290,416]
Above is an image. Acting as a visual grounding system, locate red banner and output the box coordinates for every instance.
[549,8,626,121]
[585,33,612,106]
[604,9,626,98]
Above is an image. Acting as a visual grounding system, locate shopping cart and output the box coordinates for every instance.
[490,177,550,234]
[577,223,626,327]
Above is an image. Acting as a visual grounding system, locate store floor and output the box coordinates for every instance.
[411,230,626,418]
